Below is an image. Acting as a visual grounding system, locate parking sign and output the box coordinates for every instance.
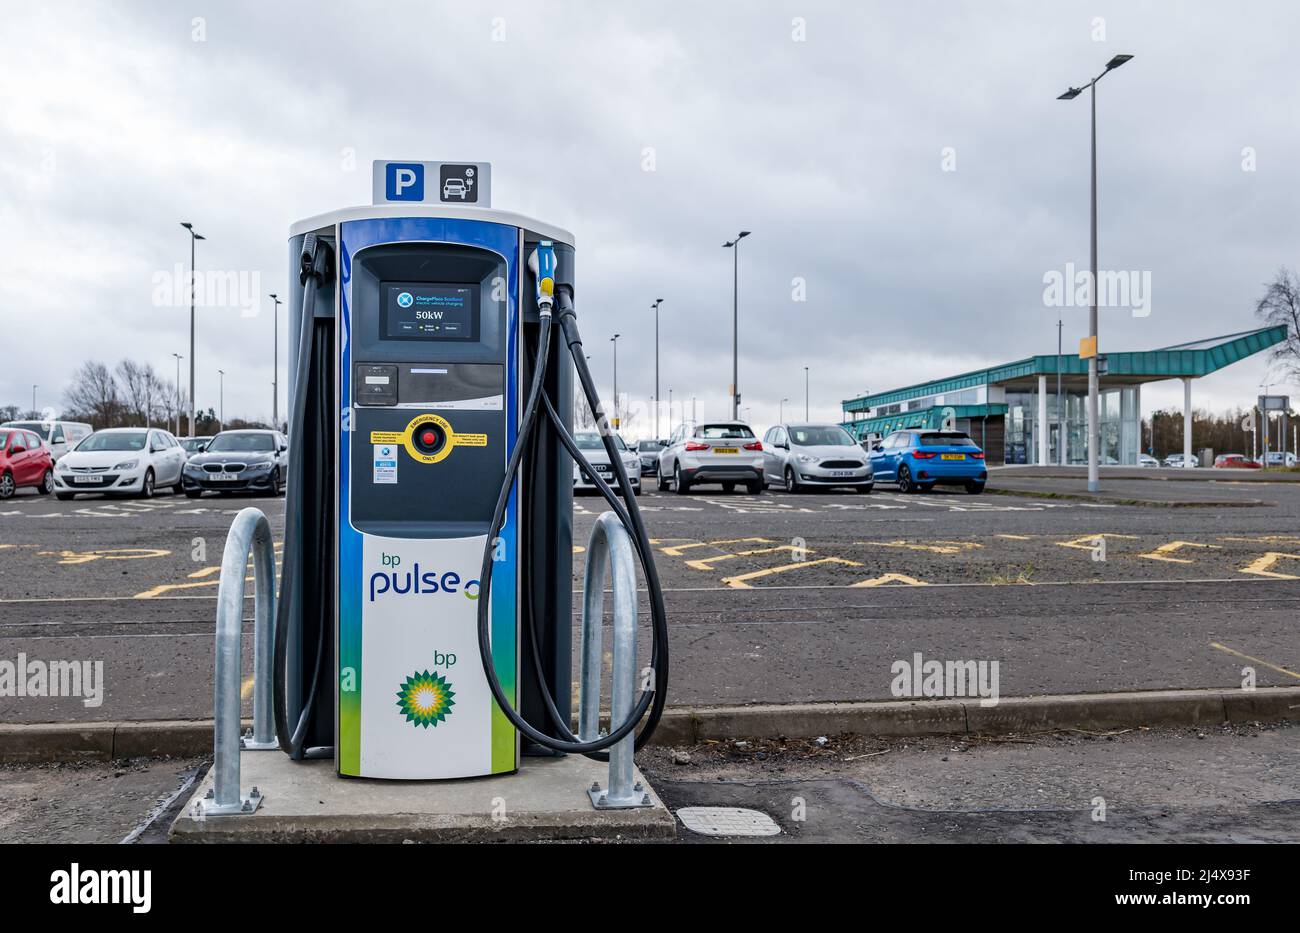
[373,161,492,206]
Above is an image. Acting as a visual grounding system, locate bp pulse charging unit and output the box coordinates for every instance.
[276,161,580,779]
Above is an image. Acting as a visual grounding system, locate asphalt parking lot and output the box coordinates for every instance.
[1,477,1297,723]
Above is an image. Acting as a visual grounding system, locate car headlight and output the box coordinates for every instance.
[113,459,139,470]
[797,454,817,463]
[184,462,203,474]
[246,461,272,473]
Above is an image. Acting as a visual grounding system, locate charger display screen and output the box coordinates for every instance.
[382,282,479,341]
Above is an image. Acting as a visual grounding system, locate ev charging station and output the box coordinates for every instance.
[269,160,668,789]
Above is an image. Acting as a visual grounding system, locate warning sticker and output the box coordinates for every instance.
[452,433,488,447]
[370,431,404,444]
[373,444,398,484]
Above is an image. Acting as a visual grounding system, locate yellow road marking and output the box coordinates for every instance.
[660,537,771,556]
[684,545,812,571]
[857,540,982,555]
[996,534,1035,540]
[1209,642,1300,680]
[1056,534,1138,551]
[188,566,222,579]
[1239,552,1300,580]
[721,557,862,589]
[38,547,172,565]
[241,676,255,699]
[573,546,585,554]
[1221,535,1300,544]
[1139,541,1222,564]
[134,575,254,599]
[850,573,929,588]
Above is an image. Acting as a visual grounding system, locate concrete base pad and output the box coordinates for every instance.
[169,751,676,843]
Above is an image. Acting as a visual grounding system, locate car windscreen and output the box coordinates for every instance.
[918,432,977,447]
[77,432,146,452]
[698,425,754,439]
[7,422,49,440]
[181,439,206,451]
[789,426,854,447]
[206,433,275,453]
[638,441,661,451]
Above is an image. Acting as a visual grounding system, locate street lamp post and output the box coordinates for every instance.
[780,397,789,422]
[31,385,37,418]
[180,222,205,438]
[668,388,674,437]
[172,353,183,436]
[217,369,225,429]
[1058,53,1132,492]
[610,334,620,430]
[655,301,665,444]
[722,231,751,420]
[269,293,282,430]
[804,366,810,420]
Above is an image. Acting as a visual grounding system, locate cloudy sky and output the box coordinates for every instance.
[2,1,1297,435]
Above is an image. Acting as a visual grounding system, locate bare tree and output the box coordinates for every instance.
[1255,267,1300,384]
[63,361,122,428]
[116,359,157,427]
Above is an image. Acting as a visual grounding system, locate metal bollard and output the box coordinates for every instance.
[579,511,653,810]
[194,507,276,817]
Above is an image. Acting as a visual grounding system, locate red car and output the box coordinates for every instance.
[1213,453,1261,469]
[0,428,56,498]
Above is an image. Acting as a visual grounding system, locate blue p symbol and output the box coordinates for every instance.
[386,163,424,201]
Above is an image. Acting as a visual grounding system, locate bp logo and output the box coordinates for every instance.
[397,291,414,308]
[396,670,456,728]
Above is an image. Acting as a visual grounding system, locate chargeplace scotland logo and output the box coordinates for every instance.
[397,291,414,308]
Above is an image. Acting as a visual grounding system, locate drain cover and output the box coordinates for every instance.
[676,806,781,837]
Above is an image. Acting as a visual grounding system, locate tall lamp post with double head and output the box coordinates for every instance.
[1058,53,1133,492]
[180,222,205,438]
[722,231,751,420]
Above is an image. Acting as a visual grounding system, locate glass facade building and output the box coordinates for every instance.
[841,327,1287,466]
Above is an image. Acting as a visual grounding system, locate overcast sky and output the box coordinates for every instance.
[2,1,1297,435]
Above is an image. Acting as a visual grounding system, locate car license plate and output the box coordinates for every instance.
[212,473,239,481]
[940,454,965,460]
[78,474,104,484]
[831,470,854,477]
[713,447,739,454]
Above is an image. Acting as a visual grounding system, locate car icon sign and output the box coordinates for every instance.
[442,178,468,200]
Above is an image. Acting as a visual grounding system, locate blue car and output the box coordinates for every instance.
[866,430,987,494]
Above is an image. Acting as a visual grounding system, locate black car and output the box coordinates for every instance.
[636,439,665,475]
[181,429,289,497]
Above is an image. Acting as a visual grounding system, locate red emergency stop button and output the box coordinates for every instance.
[412,423,447,456]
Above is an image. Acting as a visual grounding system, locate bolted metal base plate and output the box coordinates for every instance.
[240,731,280,751]
[192,787,264,818]
[587,781,655,810]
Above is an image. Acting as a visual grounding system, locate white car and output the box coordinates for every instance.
[54,427,186,499]
[1162,453,1197,469]
[657,421,764,494]
[572,431,640,494]
[0,420,92,462]
[1137,453,1160,468]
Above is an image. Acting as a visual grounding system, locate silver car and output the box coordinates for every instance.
[761,423,874,493]
[573,432,641,494]
[656,421,763,494]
